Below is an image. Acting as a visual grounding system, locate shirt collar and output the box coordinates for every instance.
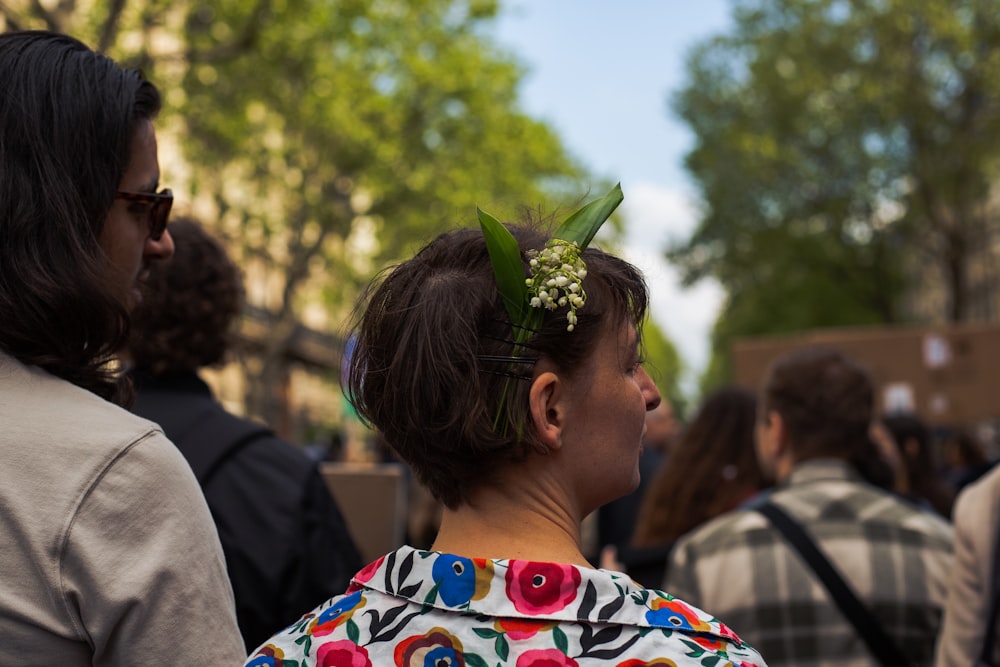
[351,546,747,645]
[786,458,861,486]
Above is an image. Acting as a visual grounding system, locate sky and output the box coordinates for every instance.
[492,1,734,394]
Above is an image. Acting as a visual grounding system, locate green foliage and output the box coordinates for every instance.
[641,318,686,418]
[670,0,1000,388]
[0,0,597,422]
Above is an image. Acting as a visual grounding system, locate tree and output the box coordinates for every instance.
[642,318,686,418]
[1,0,592,429]
[669,0,1000,388]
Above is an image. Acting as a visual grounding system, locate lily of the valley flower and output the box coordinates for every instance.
[525,240,588,331]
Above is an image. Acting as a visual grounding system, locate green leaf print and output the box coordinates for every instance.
[464,652,490,667]
[495,634,510,661]
[474,628,501,639]
[553,626,569,654]
[423,581,441,606]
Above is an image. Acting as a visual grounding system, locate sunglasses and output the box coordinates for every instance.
[115,188,173,241]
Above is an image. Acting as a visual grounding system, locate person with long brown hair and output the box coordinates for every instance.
[631,387,764,570]
[0,31,243,663]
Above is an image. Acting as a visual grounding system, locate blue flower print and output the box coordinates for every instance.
[645,597,711,632]
[431,554,476,606]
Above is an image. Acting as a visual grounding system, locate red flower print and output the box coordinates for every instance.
[505,561,582,615]
[717,621,741,643]
[615,660,678,667]
[352,556,386,586]
[515,648,579,667]
[494,617,557,640]
[317,640,373,667]
[692,635,725,651]
[394,627,466,667]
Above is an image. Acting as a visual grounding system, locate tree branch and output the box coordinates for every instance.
[29,0,60,31]
[97,0,127,53]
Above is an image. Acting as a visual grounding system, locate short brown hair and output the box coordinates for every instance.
[129,218,243,375]
[762,346,873,461]
[346,224,649,508]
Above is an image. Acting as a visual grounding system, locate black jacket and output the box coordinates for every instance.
[131,371,362,651]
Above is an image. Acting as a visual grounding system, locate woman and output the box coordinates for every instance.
[629,387,765,584]
[248,188,765,666]
[0,31,244,663]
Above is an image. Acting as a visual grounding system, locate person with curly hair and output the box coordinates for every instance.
[0,31,243,663]
[128,218,362,651]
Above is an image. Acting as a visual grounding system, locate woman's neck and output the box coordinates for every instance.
[430,480,592,567]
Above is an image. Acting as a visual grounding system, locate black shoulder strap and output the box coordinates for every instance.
[182,409,273,487]
[756,501,912,667]
[979,509,1000,667]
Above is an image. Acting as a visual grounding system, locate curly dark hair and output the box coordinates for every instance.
[346,224,649,509]
[129,218,244,375]
[0,31,161,404]
[632,386,764,546]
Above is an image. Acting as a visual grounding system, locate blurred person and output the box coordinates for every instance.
[943,429,993,495]
[627,386,765,586]
[596,397,678,556]
[935,463,1000,666]
[665,346,952,666]
[0,31,244,663]
[128,218,362,650]
[872,413,954,517]
[246,188,766,665]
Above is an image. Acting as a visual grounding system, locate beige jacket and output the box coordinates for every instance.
[0,352,245,664]
[935,463,1000,667]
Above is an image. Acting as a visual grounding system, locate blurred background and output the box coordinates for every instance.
[5,0,1000,461]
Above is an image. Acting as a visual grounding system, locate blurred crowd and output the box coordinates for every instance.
[6,27,1000,667]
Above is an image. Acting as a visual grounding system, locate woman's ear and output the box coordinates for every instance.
[529,370,564,451]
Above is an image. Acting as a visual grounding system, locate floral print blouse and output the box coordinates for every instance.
[247,546,766,667]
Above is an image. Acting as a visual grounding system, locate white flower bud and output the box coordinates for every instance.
[569,282,579,293]
[530,297,542,308]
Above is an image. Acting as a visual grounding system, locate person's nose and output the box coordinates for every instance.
[145,227,174,261]
[638,366,662,412]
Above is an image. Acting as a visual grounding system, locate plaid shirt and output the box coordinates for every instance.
[664,458,953,667]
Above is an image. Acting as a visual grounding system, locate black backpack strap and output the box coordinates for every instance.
[756,501,912,667]
[182,409,273,487]
[978,510,1000,667]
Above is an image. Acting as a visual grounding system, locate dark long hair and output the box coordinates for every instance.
[346,224,649,509]
[632,386,764,546]
[0,31,161,404]
[881,413,954,517]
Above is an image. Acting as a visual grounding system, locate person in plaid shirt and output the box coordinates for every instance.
[664,346,953,666]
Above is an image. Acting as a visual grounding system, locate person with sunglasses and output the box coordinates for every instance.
[0,31,244,664]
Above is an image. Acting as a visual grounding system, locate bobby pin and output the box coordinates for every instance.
[476,355,538,365]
